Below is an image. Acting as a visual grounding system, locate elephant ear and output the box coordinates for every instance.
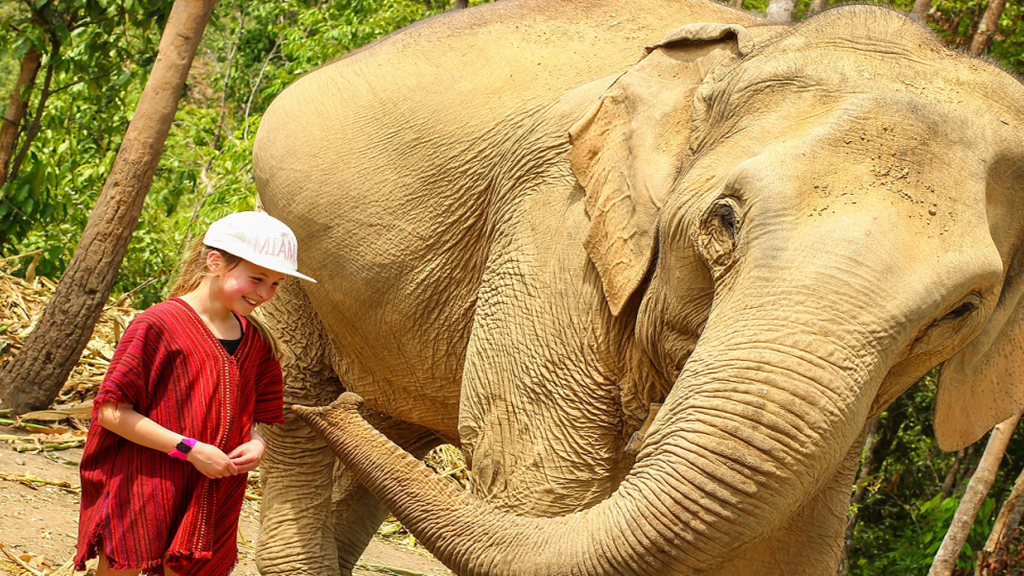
[935,252,1024,451]
[568,24,754,316]
[936,158,1024,451]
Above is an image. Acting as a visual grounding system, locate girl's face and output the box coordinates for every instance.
[207,253,286,316]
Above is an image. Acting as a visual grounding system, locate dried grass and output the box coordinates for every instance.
[0,264,141,409]
[0,541,77,576]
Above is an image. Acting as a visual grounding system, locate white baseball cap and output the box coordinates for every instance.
[203,211,317,283]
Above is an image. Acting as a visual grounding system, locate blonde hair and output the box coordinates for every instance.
[170,238,285,359]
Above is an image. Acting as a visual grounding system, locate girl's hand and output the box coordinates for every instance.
[187,442,238,478]
[227,438,266,473]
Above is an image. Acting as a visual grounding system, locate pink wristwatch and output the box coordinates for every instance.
[169,437,197,460]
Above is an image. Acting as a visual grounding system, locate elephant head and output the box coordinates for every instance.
[295,6,1024,575]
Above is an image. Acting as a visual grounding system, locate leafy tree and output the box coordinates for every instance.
[0,0,174,272]
[0,0,218,414]
[1,0,478,306]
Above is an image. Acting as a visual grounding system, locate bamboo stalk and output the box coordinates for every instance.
[0,418,61,432]
[15,440,84,452]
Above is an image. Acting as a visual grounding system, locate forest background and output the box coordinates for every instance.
[1,0,1024,573]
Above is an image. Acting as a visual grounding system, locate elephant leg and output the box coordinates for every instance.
[457,199,634,516]
[255,278,348,575]
[256,278,448,574]
[258,414,344,574]
[330,469,389,574]
[712,426,864,576]
[259,414,439,576]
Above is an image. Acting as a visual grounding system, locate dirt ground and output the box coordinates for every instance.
[0,432,451,576]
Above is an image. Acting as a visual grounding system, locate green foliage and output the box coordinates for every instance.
[1,0,470,306]
[847,370,1024,574]
[848,373,958,574]
[0,0,172,288]
[853,492,996,574]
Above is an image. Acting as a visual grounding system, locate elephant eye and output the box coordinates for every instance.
[717,204,737,237]
[943,301,977,321]
[698,198,741,277]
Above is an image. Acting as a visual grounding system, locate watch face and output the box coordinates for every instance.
[176,441,192,453]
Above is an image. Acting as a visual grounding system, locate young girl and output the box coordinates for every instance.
[74,211,316,576]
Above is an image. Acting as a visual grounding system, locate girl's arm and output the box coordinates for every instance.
[96,402,238,478]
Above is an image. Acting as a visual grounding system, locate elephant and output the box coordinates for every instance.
[250,0,1024,574]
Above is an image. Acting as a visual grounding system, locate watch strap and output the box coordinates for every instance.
[169,437,197,460]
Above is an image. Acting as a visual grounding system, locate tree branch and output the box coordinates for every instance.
[242,41,280,144]
[46,69,115,97]
[969,0,1007,55]
[0,45,42,186]
[213,7,246,150]
[7,33,58,184]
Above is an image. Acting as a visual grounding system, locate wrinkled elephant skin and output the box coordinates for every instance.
[252,1,1024,574]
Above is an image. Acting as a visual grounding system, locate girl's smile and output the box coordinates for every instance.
[214,259,286,316]
[181,251,287,340]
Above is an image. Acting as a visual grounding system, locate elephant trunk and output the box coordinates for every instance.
[294,306,881,575]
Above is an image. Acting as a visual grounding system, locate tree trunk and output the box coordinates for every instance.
[0,46,42,186]
[766,0,796,22]
[929,414,1022,576]
[807,0,829,17]
[838,417,881,575]
[0,0,216,415]
[976,464,1024,575]
[910,0,932,21]
[969,0,1007,56]
[451,0,468,9]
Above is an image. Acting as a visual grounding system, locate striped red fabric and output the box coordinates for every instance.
[75,298,284,576]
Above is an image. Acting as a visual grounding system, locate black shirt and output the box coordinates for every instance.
[218,313,243,355]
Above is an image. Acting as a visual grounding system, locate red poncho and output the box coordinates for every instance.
[75,298,284,576]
